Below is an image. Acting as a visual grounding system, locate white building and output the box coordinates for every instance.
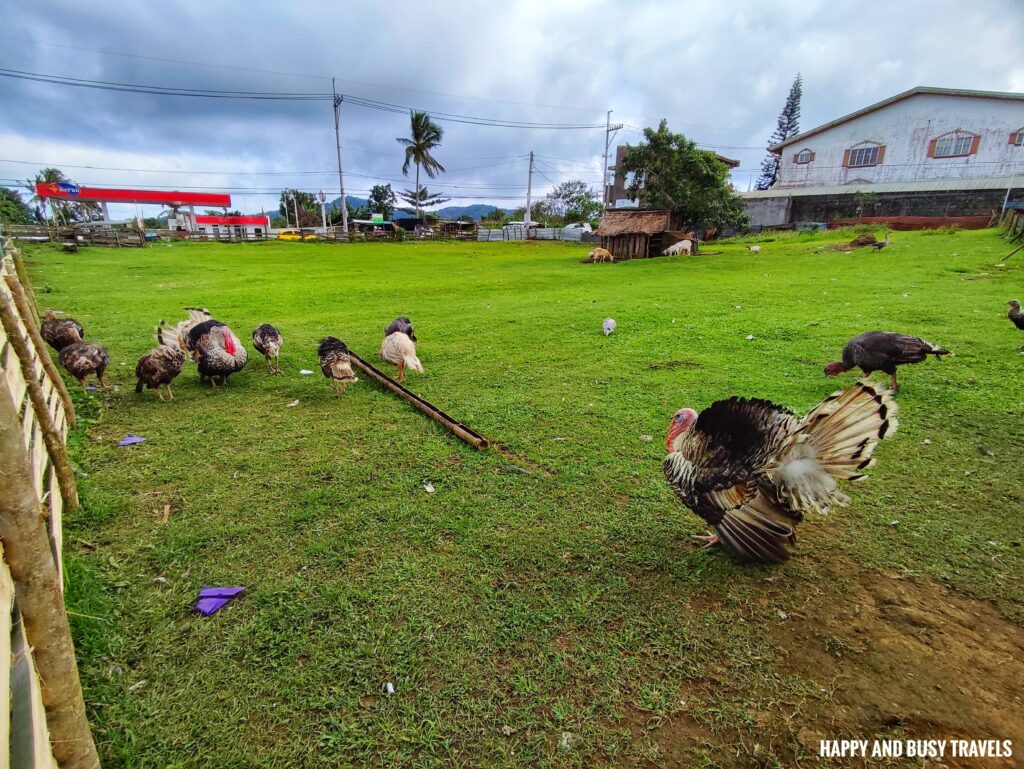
[743,87,1024,226]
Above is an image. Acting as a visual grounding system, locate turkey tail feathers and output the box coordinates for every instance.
[801,380,899,482]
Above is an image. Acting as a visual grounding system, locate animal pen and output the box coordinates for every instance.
[0,236,99,768]
[595,209,693,259]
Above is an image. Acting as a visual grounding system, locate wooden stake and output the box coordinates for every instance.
[347,350,489,450]
[4,274,77,429]
[7,247,40,326]
[0,297,80,510]
[0,382,99,769]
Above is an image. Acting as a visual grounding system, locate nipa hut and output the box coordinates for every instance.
[596,209,686,259]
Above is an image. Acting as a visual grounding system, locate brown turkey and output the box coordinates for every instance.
[824,331,949,392]
[59,342,109,388]
[41,310,84,351]
[161,309,246,386]
[1009,300,1024,342]
[252,323,283,374]
[135,326,186,401]
[318,337,358,393]
[663,382,898,563]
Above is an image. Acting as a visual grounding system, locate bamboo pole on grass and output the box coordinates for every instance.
[7,247,40,326]
[0,383,99,769]
[347,350,489,450]
[0,297,79,510]
[4,274,77,429]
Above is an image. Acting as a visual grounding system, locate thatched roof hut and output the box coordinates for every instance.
[596,209,679,259]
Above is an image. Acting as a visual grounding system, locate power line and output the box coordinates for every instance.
[0,67,607,129]
[0,34,603,113]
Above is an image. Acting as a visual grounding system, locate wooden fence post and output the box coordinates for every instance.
[0,298,79,510]
[7,248,40,327]
[4,274,77,430]
[0,383,99,769]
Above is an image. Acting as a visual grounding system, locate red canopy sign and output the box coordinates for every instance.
[195,215,269,226]
[35,182,231,208]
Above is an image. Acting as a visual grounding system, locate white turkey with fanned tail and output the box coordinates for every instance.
[663,380,898,563]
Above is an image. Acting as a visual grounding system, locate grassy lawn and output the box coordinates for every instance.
[21,229,1024,767]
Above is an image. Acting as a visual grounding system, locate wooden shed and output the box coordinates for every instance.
[596,209,676,259]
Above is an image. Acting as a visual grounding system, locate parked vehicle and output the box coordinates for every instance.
[276,229,319,241]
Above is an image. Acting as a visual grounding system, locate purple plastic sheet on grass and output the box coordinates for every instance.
[118,435,145,446]
[194,586,245,616]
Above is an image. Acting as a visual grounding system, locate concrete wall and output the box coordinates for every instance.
[744,197,791,227]
[788,189,1007,222]
[776,93,1024,188]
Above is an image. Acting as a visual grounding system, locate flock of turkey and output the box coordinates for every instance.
[37,258,1024,566]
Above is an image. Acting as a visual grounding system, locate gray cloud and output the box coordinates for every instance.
[2,0,1022,215]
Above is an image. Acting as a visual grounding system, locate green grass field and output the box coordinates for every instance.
[21,229,1024,767]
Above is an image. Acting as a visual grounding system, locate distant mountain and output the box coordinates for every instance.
[327,196,512,221]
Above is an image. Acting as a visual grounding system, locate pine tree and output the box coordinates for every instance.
[755,74,802,190]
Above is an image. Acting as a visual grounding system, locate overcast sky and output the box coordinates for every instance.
[2,0,1023,218]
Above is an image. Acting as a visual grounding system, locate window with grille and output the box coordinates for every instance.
[934,134,975,157]
[1012,131,1024,147]
[796,149,813,164]
[848,146,880,167]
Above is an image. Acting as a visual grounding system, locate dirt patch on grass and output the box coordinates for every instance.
[647,360,702,370]
[639,560,1024,768]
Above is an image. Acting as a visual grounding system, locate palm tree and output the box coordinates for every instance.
[24,167,99,224]
[396,111,445,221]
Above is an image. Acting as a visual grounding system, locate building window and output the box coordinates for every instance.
[846,145,882,167]
[929,131,979,158]
[1010,130,1024,146]
[794,148,814,164]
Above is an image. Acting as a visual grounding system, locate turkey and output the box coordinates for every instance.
[135,326,185,401]
[252,324,284,374]
[40,310,84,351]
[1008,300,1024,339]
[663,381,898,563]
[59,342,109,388]
[380,332,423,383]
[385,316,417,343]
[161,309,246,386]
[824,331,949,393]
[317,337,358,393]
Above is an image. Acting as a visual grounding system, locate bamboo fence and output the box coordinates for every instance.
[0,236,99,768]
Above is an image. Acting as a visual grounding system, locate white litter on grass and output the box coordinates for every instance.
[423,483,435,494]
[890,520,900,526]
[299,369,314,375]
[639,435,653,442]
[745,334,755,340]
[602,318,616,336]
[921,439,931,445]
[286,400,300,408]
[384,682,395,696]
[777,610,788,620]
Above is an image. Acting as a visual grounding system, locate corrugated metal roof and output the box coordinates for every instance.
[740,175,1024,199]
[596,209,672,236]
[770,86,1024,151]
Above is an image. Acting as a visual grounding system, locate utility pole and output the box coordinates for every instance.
[317,190,327,230]
[603,110,624,208]
[524,151,534,230]
[291,193,300,230]
[332,78,350,237]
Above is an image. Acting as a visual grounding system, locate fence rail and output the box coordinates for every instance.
[0,236,99,768]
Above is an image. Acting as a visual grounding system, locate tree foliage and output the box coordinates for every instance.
[544,179,603,224]
[0,187,35,224]
[397,111,445,220]
[398,186,450,213]
[621,120,748,229]
[368,184,397,219]
[278,189,320,227]
[755,74,802,190]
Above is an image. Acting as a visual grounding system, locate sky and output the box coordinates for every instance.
[2,0,1023,219]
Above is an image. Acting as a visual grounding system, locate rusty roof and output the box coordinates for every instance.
[596,209,672,236]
